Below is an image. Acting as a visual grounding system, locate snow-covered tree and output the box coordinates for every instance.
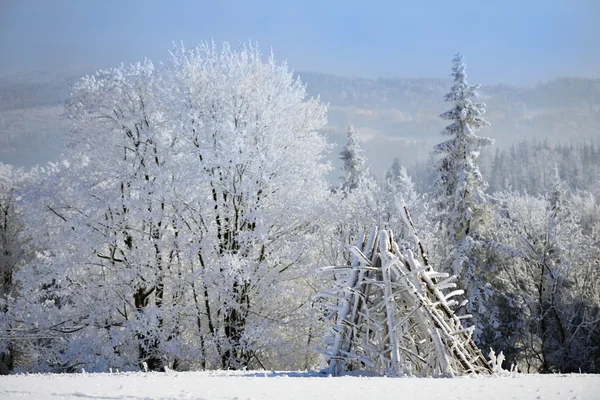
[339,124,368,192]
[13,42,331,372]
[378,157,439,278]
[0,164,36,374]
[13,60,182,372]
[571,190,600,238]
[433,53,494,246]
[319,124,382,269]
[386,159,416,202]
[382,158,421,235]
[431,54,495,342]
[490,174,600,373]
[166,42,330,370]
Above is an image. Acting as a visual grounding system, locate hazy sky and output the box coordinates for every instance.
[0,0,599,84]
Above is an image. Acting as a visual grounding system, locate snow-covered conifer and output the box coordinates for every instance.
[339,125,368,192]
[430,54,495,346]
[433,53,494,244]
[380,158,427,251]
[386,158,416,202]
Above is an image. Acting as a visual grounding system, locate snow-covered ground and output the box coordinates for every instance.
[1,370,599,400]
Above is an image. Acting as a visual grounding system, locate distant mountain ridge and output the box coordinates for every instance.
[1,69,598,173]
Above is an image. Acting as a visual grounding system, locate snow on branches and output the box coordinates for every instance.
[315,218,491,377]
[433,53,493,244]
[11,42,331,372]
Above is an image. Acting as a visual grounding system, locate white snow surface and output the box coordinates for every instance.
[1,371,599,400]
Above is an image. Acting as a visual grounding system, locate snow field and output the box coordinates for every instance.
[1,371,599,400]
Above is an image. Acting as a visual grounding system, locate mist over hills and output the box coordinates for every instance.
[301,72,600,177]
[0,67,599,177]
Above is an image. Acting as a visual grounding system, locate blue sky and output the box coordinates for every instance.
[0,0,598,84]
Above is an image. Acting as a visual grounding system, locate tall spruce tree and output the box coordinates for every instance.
[432,54,494,341]
[433,53,494,245]
[339,124,368,192]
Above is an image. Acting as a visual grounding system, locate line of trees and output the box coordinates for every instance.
[1,45,599,374]
[409,139,600,198]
